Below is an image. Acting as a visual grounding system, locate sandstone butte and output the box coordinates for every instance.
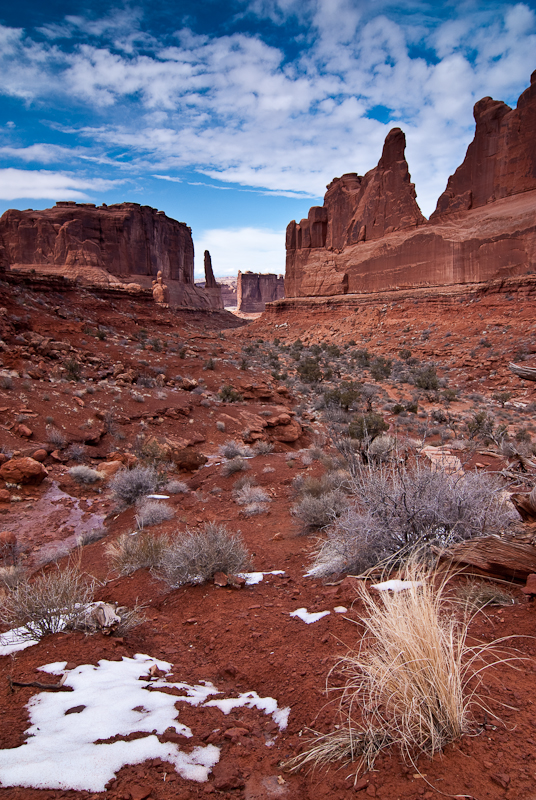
[236,271,285,313]
[285,70,536,299]
[0,201,223,310]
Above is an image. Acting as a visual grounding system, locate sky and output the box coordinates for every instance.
[0,1,535,279]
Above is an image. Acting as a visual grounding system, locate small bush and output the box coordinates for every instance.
[292,489,348,534]
[233,483,270,505]
[216,420,226,432]
[64,357,81,382]
[0,375,13,390]
[76,526,107,547]
[455,579,515,610]
[348,412,389,442]
[110,466,158,506]
[221,456,249,477]
[159,522,252,587]
[68,465,102,485]
[0,566,94,640]
[220,440,252,459]
[297,357,323,383]
[135,499,174,529]
[0,565,26,590]
[106,532,169,575]
[414,365,439,390]
[66,443,87,462]
[219,385,243,402]
[352,349,371,368]
[370,356,392,381]
[46,426,67,449]
[203,358,216,370]
[253,440,274,455]
[165,480,189,494]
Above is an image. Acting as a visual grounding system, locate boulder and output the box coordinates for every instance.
[0,457,48,485]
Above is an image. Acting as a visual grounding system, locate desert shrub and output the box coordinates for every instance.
[253,440,274,455]
[203,358,216,370]
[106,532,169,575]
[0,375,13,390]
[76,526,107,547]
[135,499,174,529]
[455,579,515,610]
[370,356,392,381]
[68,465,102,485]
[348,412,389,442]
[233,483,270,505]
[66,443,87,462]
[323,381,361,411]
[216,420,226,432]
[165,480,189,494]
[414,365,439,390]
[219,385,243,402]
[493,391,512,407]
[64,357,81,382]
[131,391,146,403]
[159,522,252,587]
[292,489,348,534]
[221,456,249,477]
[308,462,517,577]
[286,564,507,777]
[46,426,67,449]
[398,348,412,360]
[367,434,396,461]
[0,566,94,640]
[352,349,371,368]
[110,466,158,506]
[297,357,323,383]
[136,373,155,388]
[0,565,26,589]
[220,440,252,459]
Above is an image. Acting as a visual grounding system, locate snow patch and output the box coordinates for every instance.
[290,608,330,624]
[371,579,423,592]
[238,570,285,585]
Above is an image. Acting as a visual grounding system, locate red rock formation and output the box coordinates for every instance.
[285,75,536,298]
[237,271,285,313]
[203,250,224,309]
[431,70,536,219]
[0,202,219,309]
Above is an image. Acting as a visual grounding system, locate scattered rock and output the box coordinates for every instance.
[0,457,48,485]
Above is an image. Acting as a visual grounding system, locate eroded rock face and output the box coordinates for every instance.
[0,202,221,309]
[285,74,536,298]
[236,272,285,312]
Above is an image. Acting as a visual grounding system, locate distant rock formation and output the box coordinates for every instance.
[202,250,223,309]
[237,271,285,312]
[0,201,220,309]
[285,72,536,298]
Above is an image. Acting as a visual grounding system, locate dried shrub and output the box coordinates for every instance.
[68,465,102,485]
[309,462,517,577]
[0,375,13,390]
[165,480,189,494]
[216,420,226,432]
[0,565,26,590]
[253,440,274,455]
[110,466,158,506]
[220,440,252,459]
[105,532,170,576]
[219,385,243,402]
[0,566,94,640]
[286,564,511,778]
[135,499,174,529]
[221,456,249,477]
[292,490,348,534]
[46,426,67,449]
[455,579,515,610]
[159,522,252,587]
[233,483,270,506]
[66,443,87,462]
[76,526,107,547]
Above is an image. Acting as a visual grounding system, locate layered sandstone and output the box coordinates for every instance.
[285,73,536,298]
[202,250,224,309]
[0,202,219,309]
[237,271,285,312]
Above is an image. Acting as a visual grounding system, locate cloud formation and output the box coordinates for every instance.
[0,169,119,201]
[194,227,285,278]
[0,1,534,216]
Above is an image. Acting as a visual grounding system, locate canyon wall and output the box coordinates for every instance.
[237,271,285,312]
[0,202,220,309]
[285,71,536,298]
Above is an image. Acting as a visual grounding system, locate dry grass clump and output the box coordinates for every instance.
[46,426,67,449]
[455,579,515,610]
[0,565,26,590]
[110,465,158,505]
[221,456,249,477]
[233,483,271,516]
[68,465,103,484]
[165,480,189,494]
[135,499,174,529]
[0,566,94,640]
[286,564,509,778]
[253,440,274,455]
[105,532,170,576]
[159,522,252,587]
[292,490,348,534]
[220,439,253,459]
[76,526,107,547]
[308,461,516,577]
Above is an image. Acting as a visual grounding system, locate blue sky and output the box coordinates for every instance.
[0,1,535,278]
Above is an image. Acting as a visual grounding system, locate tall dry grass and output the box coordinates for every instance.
[285,563,514,779]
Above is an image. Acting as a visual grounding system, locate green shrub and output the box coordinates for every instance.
[370,356,392,381]
[348,412,389,441]
[219,385,243,402]
[297,357,323,383]
[414,365,439,390]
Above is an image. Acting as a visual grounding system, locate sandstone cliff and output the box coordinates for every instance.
[0,202,219,309]
[237,271,285,313]
[285,73,536,298]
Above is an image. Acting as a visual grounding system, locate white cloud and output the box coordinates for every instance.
[194,227,285,278]
[0,168,119,201]
[0,4,534,216]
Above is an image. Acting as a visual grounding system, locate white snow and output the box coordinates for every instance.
[371,579,423,592]
[0,653,291,792]
[238,570,285,585]
[334,606,348,613]
[0,626,40,656]
[146,494,170,499]
[290,607,330,624]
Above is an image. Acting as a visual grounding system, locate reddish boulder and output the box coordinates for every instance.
[0,457,48,485]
